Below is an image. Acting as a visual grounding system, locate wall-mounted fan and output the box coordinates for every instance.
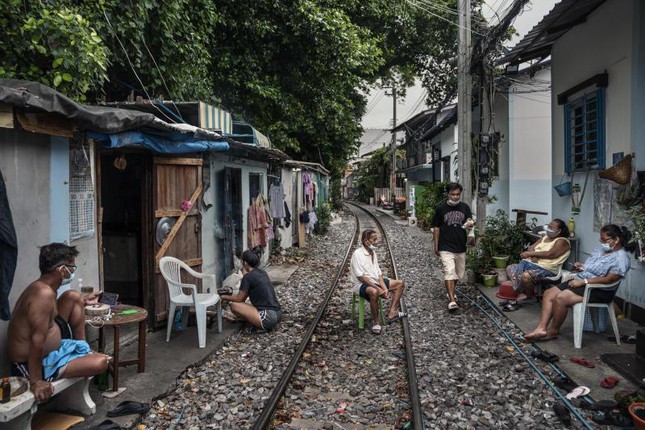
[156,217,176,246]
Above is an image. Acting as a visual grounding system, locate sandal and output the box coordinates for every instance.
[570,356,595,368]
[106,401,151,417]
[531,349,559,363]
[371,325,382,335]
[600,376,620,389]
[387,311,408,325]
[501,303,522,312]
[565,386,591,400]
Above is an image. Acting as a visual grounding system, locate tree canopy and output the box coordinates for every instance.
[0,0,463,182]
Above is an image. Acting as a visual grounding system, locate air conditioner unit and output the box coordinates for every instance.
[408,217,417,227]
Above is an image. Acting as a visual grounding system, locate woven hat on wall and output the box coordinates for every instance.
[599,154,632,185]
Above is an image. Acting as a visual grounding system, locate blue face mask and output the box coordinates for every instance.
[601,243,613,252]
[369,244,378,250]
[447,199,461,206]
[61,266,76,286]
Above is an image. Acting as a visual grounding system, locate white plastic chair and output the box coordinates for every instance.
[564,271,621,349]
[159,256,222,348]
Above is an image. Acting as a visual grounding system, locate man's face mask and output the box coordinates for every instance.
[60,265,76,286]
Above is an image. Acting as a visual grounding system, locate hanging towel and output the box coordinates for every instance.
[42,339,91,380]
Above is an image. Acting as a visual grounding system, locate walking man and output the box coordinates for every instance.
[350,229,406,334]
[432,183,474,311]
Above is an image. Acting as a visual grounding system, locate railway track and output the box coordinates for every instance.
[252,202,423,429]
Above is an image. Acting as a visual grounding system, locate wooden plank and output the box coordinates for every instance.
[154,182,203,265]
[153,157,203,166]
[155,209,183,218]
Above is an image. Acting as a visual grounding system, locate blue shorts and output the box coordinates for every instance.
[359,278,390,300]
[513,260,556,292]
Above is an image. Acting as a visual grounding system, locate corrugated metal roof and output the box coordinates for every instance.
[419,105,457,141]
[498,0,606,66]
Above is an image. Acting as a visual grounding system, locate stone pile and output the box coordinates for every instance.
[142,208,581,429]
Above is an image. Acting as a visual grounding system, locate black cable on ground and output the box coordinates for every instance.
[456,288,595,430]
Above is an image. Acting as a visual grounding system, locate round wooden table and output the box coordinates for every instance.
[97,304,148,392]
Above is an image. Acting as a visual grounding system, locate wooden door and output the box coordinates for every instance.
[152,156,203,327]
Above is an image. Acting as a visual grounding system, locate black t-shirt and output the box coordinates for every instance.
[239,268,281,311]
[431,201,473,253]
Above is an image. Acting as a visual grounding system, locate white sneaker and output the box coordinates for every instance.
[448,301,459,311]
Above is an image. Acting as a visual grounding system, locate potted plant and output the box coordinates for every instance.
[481,270,498,287]
[629,402,645,429]
[478,210,531,266]
[624,205,645,262]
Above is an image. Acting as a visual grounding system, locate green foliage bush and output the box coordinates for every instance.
[476,209,533,269]
[414,182,448,228]
[313,202,332,235]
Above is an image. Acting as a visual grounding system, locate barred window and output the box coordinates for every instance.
[69,140,95,240]
[564,88,605,172]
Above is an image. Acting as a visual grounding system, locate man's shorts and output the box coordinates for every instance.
[557,281,616,303]
[259,309,283,331]
[358,278,390,300]
[11,315,74,381]
[439,251,466,281]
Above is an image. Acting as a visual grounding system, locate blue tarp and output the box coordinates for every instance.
[88,131,229,154]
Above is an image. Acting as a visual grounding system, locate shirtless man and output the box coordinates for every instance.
[7,243,109,402]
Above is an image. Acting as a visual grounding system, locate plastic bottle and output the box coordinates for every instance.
[1,377,10,403]
[568,217,575,237]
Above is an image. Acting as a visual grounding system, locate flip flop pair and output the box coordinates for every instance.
[106,400,151,417]
[387,311,407,325]
[501,303,522,312]
[531,349,559,363]
[90,420,122,430]
[565,385,590,400]
[570,356,595,368]
[600,376,619,389]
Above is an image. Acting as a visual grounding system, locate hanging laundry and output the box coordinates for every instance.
[269,182,285,218]
[283,201,292,228]
[303,173,313,209]
[306,210,318,234]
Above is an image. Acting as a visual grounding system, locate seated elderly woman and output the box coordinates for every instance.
[524,224,636,341]
[503,219,570,309]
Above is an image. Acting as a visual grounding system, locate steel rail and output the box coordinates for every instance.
[346,202,424,430]
[251,206,361,429]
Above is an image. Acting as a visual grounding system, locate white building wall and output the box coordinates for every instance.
[504,67,552,226]
[550,0,641,303]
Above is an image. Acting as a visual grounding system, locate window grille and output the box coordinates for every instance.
[564,88,605,172]
[69,141,95,240]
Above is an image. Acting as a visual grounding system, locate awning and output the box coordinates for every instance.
[497,0,607,66]
[88,131,229,154]
[0,79,229,145]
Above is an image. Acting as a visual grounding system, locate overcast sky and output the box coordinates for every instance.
[361,0,560,129]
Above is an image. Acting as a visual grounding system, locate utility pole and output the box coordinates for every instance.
[458,0,472,204]
[390,87,397,201]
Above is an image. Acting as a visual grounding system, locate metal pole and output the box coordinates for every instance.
[458,0,472,203]
[391,87,397,200]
